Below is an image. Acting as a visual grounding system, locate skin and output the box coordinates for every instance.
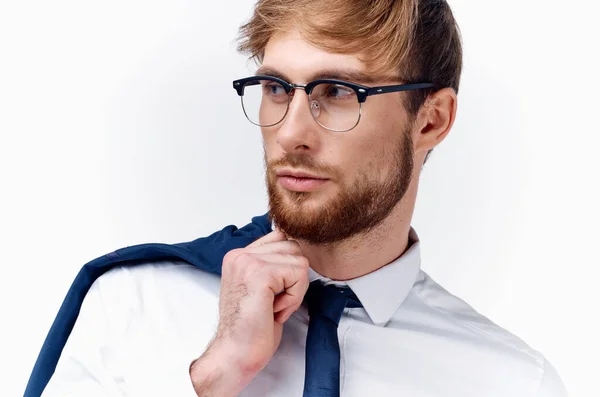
[189,29,457,396]
[263,30,457,280]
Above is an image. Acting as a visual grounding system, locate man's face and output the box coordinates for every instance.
[262,30,415,245]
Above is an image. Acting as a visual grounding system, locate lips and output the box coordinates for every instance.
[278,175,329,191]
[283,174,326,180]
[276,169,328,180]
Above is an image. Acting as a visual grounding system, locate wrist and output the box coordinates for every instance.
[189,341,260,397]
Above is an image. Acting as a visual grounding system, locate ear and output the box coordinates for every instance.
[413,87,458,155]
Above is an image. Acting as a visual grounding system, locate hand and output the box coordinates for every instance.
[190,229,310,395]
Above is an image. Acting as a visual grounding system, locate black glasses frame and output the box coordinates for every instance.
[233,75,438,103]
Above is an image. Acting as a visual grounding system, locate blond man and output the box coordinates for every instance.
[29,1,568,396]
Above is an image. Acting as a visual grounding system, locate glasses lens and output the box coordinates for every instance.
[241,79,289,127]
[309,83,360,131]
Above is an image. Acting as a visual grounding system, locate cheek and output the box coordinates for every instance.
[339,138,382,178]
[340,130,402,184]
[262,136,281,161]
[347,117,391,160]
[363,95,410,135]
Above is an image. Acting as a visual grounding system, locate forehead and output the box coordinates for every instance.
[261,30,368,83]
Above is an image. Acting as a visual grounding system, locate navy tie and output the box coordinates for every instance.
[302,281,363,397]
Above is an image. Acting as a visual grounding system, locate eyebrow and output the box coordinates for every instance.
[255,66,384,85]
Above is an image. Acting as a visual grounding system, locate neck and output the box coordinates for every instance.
[295,177,419,281]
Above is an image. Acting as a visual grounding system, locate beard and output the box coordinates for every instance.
[265,125,414,245]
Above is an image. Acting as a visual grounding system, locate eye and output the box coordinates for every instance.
[263,82,286,96]
[324,84,355,99]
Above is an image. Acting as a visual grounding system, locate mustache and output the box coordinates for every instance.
[266,153,337,178]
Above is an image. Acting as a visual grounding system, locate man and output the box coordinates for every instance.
[27,0,567,396]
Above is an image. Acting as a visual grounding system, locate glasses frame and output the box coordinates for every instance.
[232,75,439,132]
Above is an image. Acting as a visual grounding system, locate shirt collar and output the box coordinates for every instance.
[307,227,422,327]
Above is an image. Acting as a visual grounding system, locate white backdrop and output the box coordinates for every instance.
[1,1,598,396]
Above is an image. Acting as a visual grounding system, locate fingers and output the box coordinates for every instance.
[250,253,307,292]
[272,282,309,325]
[274,306,297,324]
[245,240,303,256]
[224,231,299,270]
[273,292,298,313]
[246,230,288,248]
[225,228,309,326]
[264,254,310,325]
[273,294,304,324]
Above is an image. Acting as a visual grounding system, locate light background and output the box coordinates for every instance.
[0,0,598,396]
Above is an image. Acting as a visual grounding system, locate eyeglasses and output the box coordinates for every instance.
[232,75,438,132]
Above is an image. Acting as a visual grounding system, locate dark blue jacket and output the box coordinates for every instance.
[24,213,273,397]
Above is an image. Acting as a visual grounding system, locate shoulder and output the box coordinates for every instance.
[89,260,222,310]
[411,271,567,396]
[413,270,543,361]
[97,259,221,287]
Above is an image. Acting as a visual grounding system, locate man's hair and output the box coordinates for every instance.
[238,0,462,164]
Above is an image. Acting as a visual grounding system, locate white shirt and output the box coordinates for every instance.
[42,227,568,397]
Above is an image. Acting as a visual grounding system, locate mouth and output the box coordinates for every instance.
[277,175,329,192]
[276,169,328,180]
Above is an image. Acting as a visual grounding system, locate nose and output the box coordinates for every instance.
[275,88,322,153]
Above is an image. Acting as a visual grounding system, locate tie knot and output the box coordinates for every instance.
[303,281,362,325]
